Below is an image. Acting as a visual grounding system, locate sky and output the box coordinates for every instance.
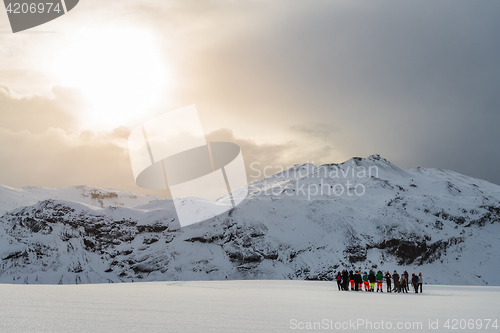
[0,0,499,197]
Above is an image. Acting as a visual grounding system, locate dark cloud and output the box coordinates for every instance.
[1,0,500,191]
[174,0,500,184]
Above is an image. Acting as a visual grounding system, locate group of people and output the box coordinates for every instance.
[335,269,423,293]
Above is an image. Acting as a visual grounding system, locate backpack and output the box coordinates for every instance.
[337,274,341,281]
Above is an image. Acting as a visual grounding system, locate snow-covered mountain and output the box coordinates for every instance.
[1,155,499,285]
[0,185,159,216]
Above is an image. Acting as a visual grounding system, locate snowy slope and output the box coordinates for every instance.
[0,155,499,285]
[0,185,160,215]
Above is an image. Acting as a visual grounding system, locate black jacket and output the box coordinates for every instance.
[368,271,376,283]
[342,271,349,282]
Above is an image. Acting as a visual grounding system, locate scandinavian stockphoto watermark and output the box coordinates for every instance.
[128,105,248,228]
[248,161,378,200]
[290,318,425,330]
[3,0,79,33]
[289,318,499,330]
[127,106,375,226]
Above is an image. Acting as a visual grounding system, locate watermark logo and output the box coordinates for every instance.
[3,0,79,33]
[128,105,248,227]
[247,161,378,200]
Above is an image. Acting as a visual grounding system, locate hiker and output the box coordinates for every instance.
[336,272,342,291]
[411,273,419,293]
[384,271,392,292]
[368,270,376,292]
[392,270,400,293]
[400,274,408,293]
[354,270,362,291]
[362,272,369,291]
[342,270,349,291]
[418,272,423,293]
[403,270,410,292]
[349,270,355,290]
[376,270,384,292]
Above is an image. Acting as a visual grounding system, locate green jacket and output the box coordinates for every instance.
[362,274,368,281]
[376,271,383,281]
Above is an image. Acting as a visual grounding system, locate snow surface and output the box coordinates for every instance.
[0,281,497,333]
[0,185,159,216]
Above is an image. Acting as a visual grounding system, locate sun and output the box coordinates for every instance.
[52,26,169,129]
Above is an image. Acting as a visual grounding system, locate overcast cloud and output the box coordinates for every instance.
[0,0,499,197]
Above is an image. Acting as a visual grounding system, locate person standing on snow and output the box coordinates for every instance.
[336,272,342,291]
[362,272,369,291]
[354,270,362,291]
[368,270,376,292]
[342,270,349,291]
[384,271,392,292]
[403,270,410,292]
[400,274,408,293]
[392,270,400,293]
[376,270,384,292]
[411,273,419,293]
[418,272,423,293]
[349,270,355,291]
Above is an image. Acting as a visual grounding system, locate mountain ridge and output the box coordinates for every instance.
[0,155,499,285]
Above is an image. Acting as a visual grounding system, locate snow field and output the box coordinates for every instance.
[0,281,498,333]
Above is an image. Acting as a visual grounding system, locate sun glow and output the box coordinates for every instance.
[52,26,169,128]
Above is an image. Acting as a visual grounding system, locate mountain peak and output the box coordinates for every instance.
[367,154,387,162]
[342,154,391,165]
